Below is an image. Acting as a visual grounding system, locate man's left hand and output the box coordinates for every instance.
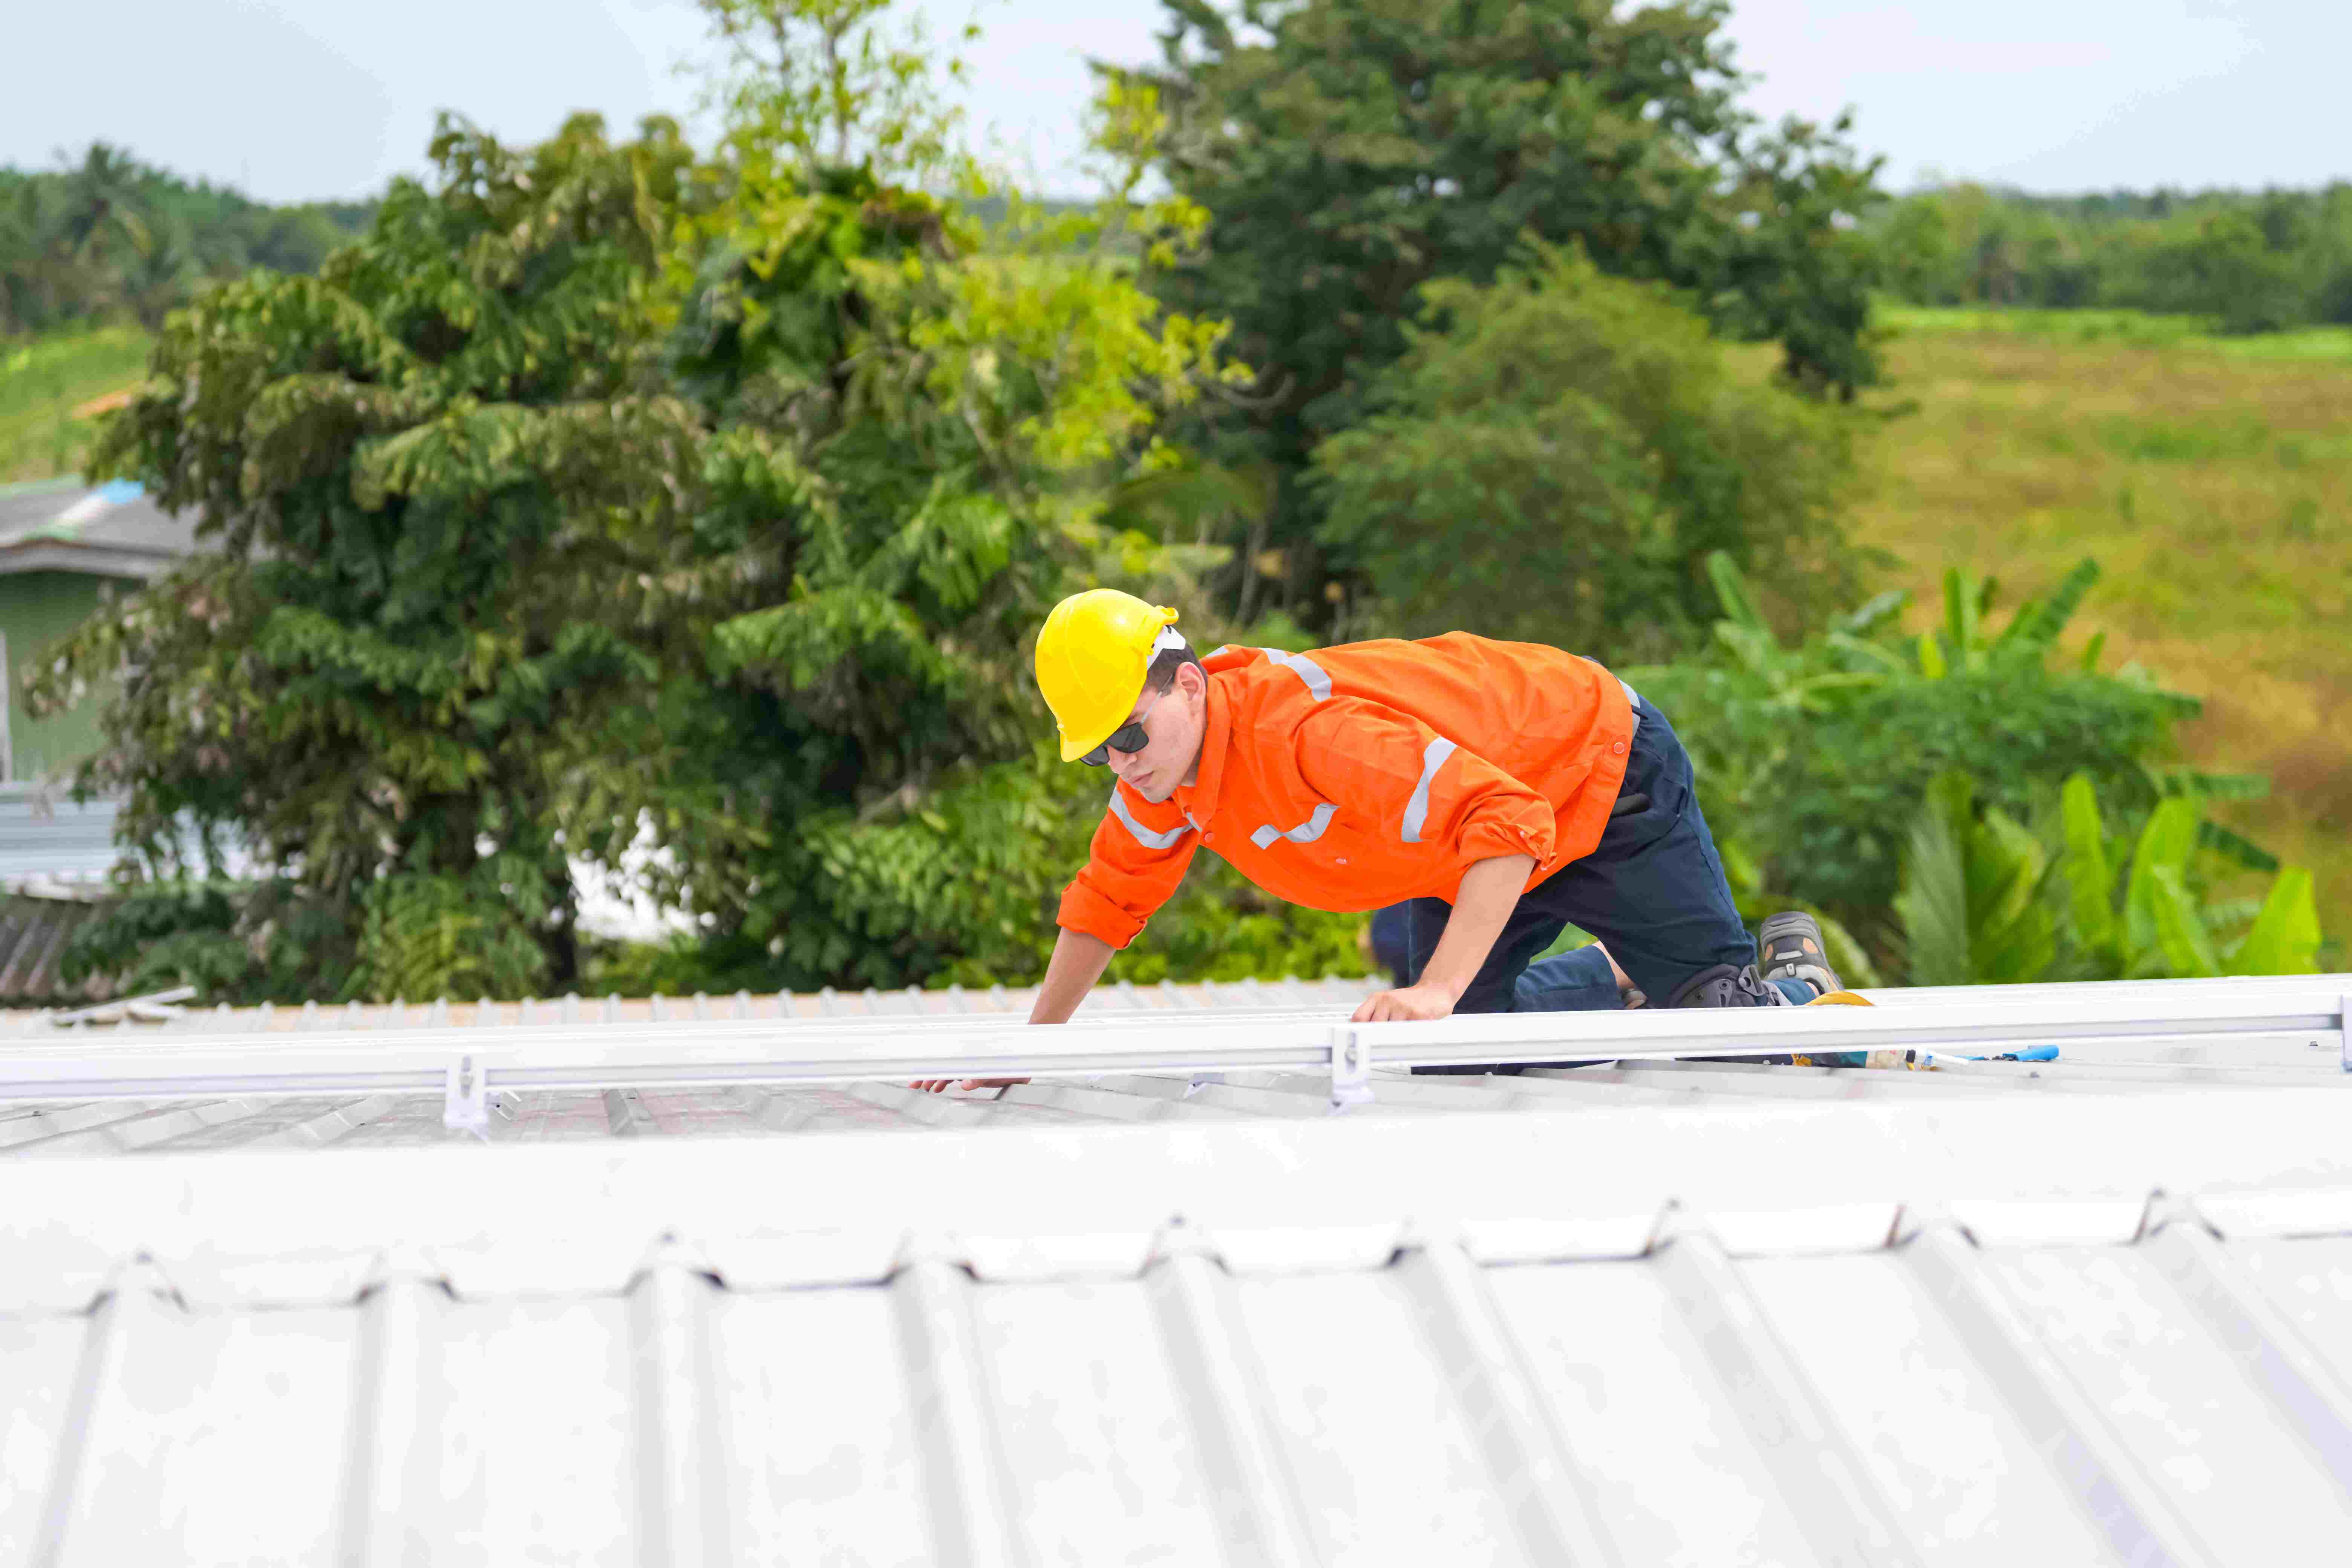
[1351,983,1458,1024]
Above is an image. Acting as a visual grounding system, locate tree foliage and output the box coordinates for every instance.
[40,3,1361,1003]
[1871,182,2352,334]
[34,113,707,998]
[0,143,372,335]
[1314,245,1857,662]
[1130,0,1885,628]
[1633,555,2202,964]
[1897,769,2322,985]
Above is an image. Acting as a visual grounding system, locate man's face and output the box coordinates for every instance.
[1105,662,1207,802]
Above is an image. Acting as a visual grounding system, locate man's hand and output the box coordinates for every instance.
[1351,982,1458,1024]
[910,1076,1028,1094]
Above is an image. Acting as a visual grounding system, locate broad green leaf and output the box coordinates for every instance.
[1706,550,1769,633]
[1896,773,1974,986]
[2162,769,2271,803]
[1915,630,1947,680]
[2056,772,2115,960]
[1831,588,1909,637]
[2000,558,2100,660]
[1974,807,2048,936]
[2195,821,2280,874]
[2124,797,2200,963]
[2146,864,2221,977]
[1823,631,1906,673]
[2232,867,2321,976]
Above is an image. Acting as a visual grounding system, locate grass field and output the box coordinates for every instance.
[0,325,151,483]
[1848,307,2352,949]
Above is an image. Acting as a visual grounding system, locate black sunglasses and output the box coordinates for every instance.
[1080,719,1152,767]
[1081,692,1161,766]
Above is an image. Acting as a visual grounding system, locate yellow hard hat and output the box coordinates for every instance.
[1035,590,1184,762]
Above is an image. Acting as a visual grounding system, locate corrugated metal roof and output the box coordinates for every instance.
[4,1083,2352,1563]
[5,976,2349,1561]
[0,890,106,1006]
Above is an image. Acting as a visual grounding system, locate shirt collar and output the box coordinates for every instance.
[1176,672,1231,827]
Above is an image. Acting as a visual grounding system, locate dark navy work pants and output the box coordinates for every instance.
[1391,694,1808,1014]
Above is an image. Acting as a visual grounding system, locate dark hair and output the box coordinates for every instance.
[1143,645,1205,694]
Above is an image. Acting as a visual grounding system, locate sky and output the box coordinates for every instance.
[3,1,2345,203]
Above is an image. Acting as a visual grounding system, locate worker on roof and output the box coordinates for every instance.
[919,589,1848,1086]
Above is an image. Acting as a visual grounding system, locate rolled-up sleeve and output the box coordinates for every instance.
[1057,784,1199,948]
[1294,698,1555,889]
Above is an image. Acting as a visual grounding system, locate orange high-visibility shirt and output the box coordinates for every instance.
[1058,634,1637,949]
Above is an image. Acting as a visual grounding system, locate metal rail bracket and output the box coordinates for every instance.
[1330,1027,1374,1110]
[444,1054,491,1139]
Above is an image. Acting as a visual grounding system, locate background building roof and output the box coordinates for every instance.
[0,478,198,580]
[0,479,200,583]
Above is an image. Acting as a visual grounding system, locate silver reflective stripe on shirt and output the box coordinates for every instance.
[1259,648,1333,703]
[1250,801,1336,850]
[1108,787,1192,851]
[1400,736,1458,844]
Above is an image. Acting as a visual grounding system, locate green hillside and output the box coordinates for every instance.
[1843,307,2352,943]
[0,324,150,482]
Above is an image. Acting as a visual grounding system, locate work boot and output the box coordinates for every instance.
[1757,911,1841,998]
[1757,910,1880,1066]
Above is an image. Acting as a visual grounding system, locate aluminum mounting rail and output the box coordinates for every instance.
[0,977,2343,1119]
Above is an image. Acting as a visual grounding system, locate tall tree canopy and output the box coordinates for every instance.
[45,114,706,998]
[40,3,1315,1001]
[1316,246,1857,662]
[1132,0,1884,626]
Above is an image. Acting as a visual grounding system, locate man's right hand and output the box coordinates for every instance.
[909,928,1116,1092]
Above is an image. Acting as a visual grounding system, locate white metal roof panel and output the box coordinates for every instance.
[5,1096,2352,1564]
[4,975,2351,1561]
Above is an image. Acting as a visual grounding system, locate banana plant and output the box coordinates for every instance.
[1893,771,2056,986]
[1897,768,2323,984]
[2056,773,2320,978]
[1909,558,2113,679]
[1700,551,1904,714]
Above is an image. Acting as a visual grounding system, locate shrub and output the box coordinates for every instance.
[1897,769,2322,984]
[1316,246,1859,664]
[1633,554,2206,963]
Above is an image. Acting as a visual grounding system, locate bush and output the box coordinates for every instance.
[1896,770,2322,984]
[1632,554,2205,966]
[1315,247,1859,664]
[58,878,349,1004]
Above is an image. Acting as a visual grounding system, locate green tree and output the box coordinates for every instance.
[1130,0,1885,626]
[42,2,1366,1004]
[605,6,1254,990]
[1314,245,1857,661]
[34,113,706,998]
